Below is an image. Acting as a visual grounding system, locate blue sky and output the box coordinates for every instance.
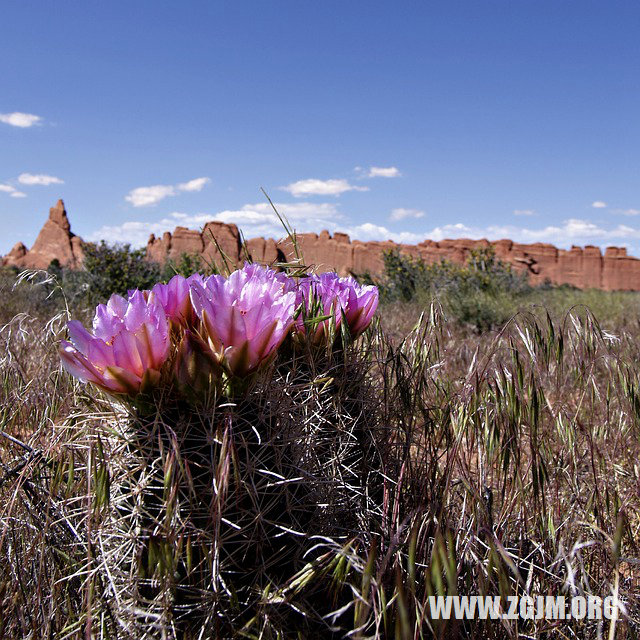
[2,1,640,255]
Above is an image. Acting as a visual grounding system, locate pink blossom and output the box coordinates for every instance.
[190,263,296,377]
[60,290,170,396]
[296,273,378,339]
[335,276,379,336]
[151,273,203,325]
[295,273,350,342]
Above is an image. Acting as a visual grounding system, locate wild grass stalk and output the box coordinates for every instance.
[0,264,639,638]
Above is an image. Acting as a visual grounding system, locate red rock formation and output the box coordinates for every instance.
[144,221,640,291]
[147,221,242,270]
[245,236,279,264]
[4,242,27,265]
[2,200,83,269]
[6,200,640,292]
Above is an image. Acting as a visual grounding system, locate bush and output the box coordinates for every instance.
[82,241,164,303]
[379,247,531,330]
[1,246,213,323]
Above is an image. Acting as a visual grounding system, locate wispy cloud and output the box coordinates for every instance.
[591,201,607,208]
[513,209,535,216]
[0,112,43,128]
[617,208,640,216]
[0,184,27,198]
[340,222,424,244]
[281,178,369,197]
[18,173,64,186]
[367,166,401,178]
[431,218,640,246]
[390,207,424,221]
[178,177,210,192]
[125,176,211,207]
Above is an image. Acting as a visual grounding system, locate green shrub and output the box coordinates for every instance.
[6,247,215,318]
[379,246,530,330]
[82,241,164,303]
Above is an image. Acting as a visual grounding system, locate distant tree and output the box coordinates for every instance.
[47,258,63,281]
[82,241,163,303]
[378,246,531,331]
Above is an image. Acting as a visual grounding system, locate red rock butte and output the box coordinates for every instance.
[3,200,84,270]
[4,199,640,291]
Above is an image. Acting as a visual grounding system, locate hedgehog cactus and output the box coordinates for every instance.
[54,259,382,636]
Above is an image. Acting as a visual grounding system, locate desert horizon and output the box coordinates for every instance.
[6,197,640,291]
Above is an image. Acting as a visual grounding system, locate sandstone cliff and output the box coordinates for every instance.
[2,200,84,270]
[147,223,640,291]
[5,200,640,291]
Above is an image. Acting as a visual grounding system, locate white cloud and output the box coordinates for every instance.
[0,184,27,198]
[340,222,425,244]
[18,173,64,186]
[177,177,210,192]
[126,184,176,207]
[125,176,211,207]
[513,209,535,216]
[282,178,369,197]
[390,207,425,221]
[411,223,475,242]
[437,218,640,246]
[618,208,640,216]
[88,220,166,246]
[0,112,42,128]
[591,201,607,208]
[367,166,401,178]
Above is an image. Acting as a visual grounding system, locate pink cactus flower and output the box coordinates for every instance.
[295,273,350,342]
[190,263,296,377]
[241,262,296,292]
[151,273,203,325]
[296,273,378,340]
[335,276,379,337]
[60,290,170,396]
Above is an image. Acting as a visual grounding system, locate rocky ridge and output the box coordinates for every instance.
[3,200,84,270]
[4,200,640,291]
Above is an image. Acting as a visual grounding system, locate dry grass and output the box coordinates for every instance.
[0,272,639,638]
